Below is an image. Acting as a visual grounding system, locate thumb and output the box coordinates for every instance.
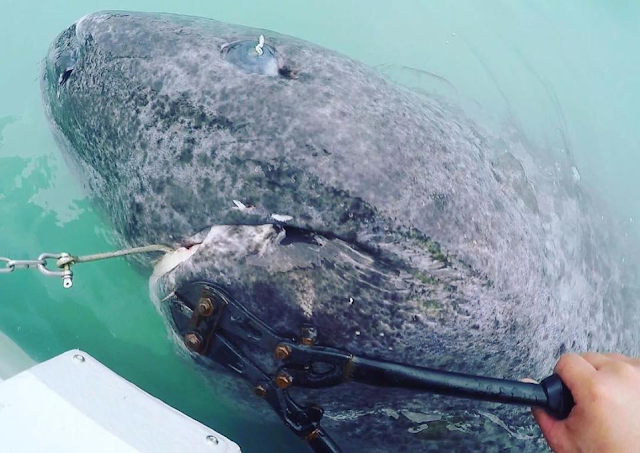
[532,407,568,452]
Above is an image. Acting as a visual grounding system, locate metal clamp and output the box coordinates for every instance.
[170,282,340,452]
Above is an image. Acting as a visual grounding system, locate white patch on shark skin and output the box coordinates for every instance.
[151,244,201,281]
[407,424,430,434]
[232,200,255,212]
[401,411,442,424]
[478,411,537,440]
[381,408,400,419]
[324,407,401,422]
[402,412,474,435]
[270,213,293,222]
[149,244,202,303]
[327,406,474,436]
[232,199,247,210]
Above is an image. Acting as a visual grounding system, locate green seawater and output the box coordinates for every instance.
[1,1,639,451]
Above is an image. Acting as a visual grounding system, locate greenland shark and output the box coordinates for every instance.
[41,10,640,452]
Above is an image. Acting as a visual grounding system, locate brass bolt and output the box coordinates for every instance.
[274,344,292,361]
[197,297,214,317]
[184,332,204,353]
[275,372,294,389]
[304,429,321,442]
[254,385,267,397]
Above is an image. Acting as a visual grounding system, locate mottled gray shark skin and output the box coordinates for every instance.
[42,11,639,452]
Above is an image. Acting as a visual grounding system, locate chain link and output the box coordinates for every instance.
[8,259,47,269]
[0,258,17,274]
[0,245,173,288]
[1,257,52,273]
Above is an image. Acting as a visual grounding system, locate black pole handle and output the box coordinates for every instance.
[348,357,575,418]
[300,371,573,453]
[540,373,575,419]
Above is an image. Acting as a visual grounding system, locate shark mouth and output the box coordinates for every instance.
[149,224,288,306]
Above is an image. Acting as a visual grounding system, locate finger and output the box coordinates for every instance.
[581,352,612,370]
[531,407,568,452]
[580,352,640,369]
[554,353,596,401]
[602,353,640,367]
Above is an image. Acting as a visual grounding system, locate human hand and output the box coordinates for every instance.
[533,353,640,453]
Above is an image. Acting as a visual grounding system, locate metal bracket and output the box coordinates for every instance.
[169,281,340,453]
